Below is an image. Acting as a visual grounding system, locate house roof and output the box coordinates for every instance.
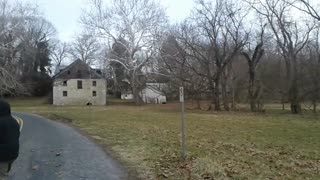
[53,59,104,79]
[145,74,170,83]
[144,83,167,96]
[54,65,67,75]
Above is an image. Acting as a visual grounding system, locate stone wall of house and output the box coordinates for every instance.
[53,79,107,105]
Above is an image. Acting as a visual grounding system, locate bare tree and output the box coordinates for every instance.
[241,24,266,112]
[158,0,249,111]
[247,0,316,113]
[108,38,131,97]
[300,29,320,113]
[17,16,57,76]
[82,0,167,104]
[309,30,320,112]
[0,65,25,96]
[70,33,100,65]
[175,0,248,111]
[0,0,38,96]
[51,41,69,66]
[287,0,320,112]
[287,0,320,21]
[159,33,208,109]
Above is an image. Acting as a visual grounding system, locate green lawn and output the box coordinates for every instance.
[10,99,320,179]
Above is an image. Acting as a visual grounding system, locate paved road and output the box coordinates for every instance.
[9,113,128,180]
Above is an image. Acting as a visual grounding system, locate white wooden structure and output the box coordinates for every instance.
[140,83,167,104]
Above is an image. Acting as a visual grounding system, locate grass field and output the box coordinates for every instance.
[10,98,320,179]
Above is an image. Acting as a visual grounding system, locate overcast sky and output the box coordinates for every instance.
[28,0,195,42]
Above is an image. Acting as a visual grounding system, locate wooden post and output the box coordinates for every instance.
[180,87,186,160]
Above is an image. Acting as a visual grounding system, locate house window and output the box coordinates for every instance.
[77,80,83,89]
[63,91,68,97]
[92,91,97,97]
[63,80,67,86]
[92,81,97,86]
[67,71,71,75]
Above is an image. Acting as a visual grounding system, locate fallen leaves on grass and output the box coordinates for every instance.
[19,104,320,180]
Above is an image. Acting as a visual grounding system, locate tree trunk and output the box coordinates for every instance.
[249,79,257,112]
[284,54,301,114]
[191,95,194,107]
[208,81,215,111]
[290,102,301,114]
[231,74,236,111]
[313,100,317,113]
[222,80,230,111]
[131,74,142,105]
[196,99,201,110]
[248,64,257,112]
[214,77,221,111]
[250,98,257,112]
[288,57,301,114]
[289,82,301,114]
[208,89,214,111]
[214,92,221,111]
[132,86,142,105]
[195,94,201,110]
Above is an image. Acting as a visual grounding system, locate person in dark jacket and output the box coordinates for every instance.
[0,99,20,179]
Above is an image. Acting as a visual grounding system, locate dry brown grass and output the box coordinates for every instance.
[11,100,320,179]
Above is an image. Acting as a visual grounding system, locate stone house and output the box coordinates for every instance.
[53,60,107,105]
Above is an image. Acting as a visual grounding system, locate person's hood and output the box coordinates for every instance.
[0,99,11,117]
